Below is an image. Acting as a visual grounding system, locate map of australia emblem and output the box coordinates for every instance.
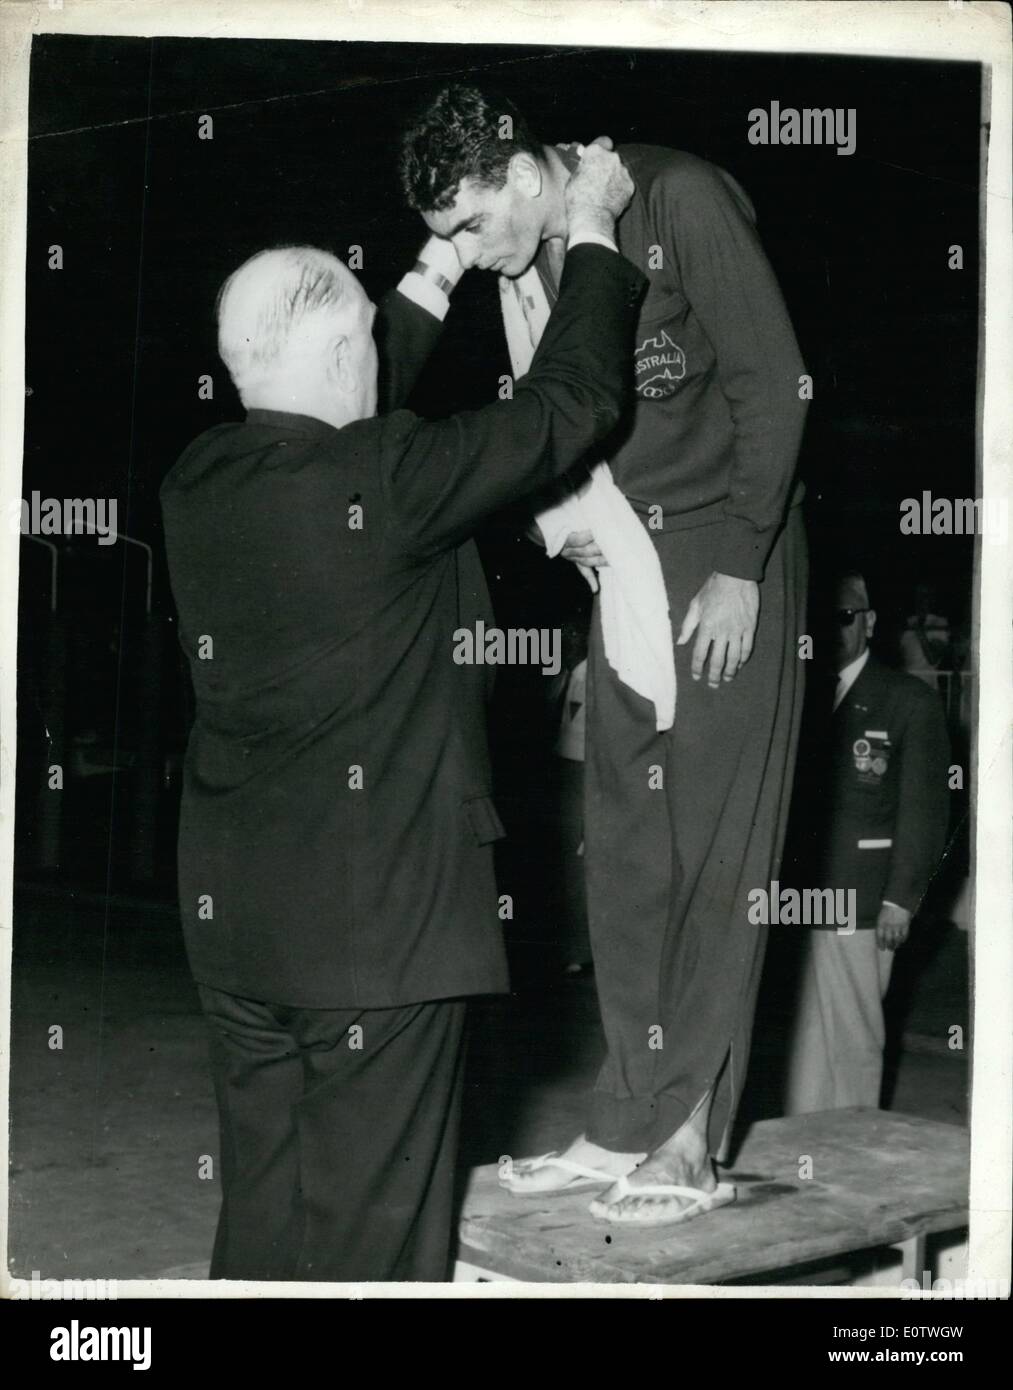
[634,329,687,398]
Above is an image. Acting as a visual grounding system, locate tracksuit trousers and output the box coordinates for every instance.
[584,504,807,1158]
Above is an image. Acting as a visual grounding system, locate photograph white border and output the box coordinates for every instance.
[1,0,1009,1301]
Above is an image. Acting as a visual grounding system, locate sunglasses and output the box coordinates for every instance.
[835,607,870,627]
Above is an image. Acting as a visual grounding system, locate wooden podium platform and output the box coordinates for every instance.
[455,1110,969,1285]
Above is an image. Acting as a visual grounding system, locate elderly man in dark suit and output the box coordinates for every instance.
[160,144,645,1281]
[785,571,951,1113]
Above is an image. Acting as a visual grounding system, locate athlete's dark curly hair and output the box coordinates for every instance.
[399,84,544,213]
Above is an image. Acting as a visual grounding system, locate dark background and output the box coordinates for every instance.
[17,36,981,901]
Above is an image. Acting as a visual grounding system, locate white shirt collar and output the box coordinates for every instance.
[835,648,870,709]
[833,642,872,706]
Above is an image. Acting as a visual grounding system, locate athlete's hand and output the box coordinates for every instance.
[876,902,912,952]
[676,572,759,689]
[560,529,606,566]
[559,136,615,153]
[560,529,607,592]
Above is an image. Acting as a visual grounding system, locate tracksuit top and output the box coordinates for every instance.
[540,144,808,582]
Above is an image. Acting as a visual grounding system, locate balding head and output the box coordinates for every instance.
[217,246,377,426]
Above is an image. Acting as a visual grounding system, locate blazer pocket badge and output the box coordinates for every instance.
[853,731,891,783]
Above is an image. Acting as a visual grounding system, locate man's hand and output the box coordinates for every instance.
[676,572,759,688]
[564,143,635,243]
[559,528,607,592]
[876,902,912,952]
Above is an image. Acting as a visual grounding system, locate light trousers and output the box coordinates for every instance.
[784,928,895,1114]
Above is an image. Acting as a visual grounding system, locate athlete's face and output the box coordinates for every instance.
[423,165,544,279]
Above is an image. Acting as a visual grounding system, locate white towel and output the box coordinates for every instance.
[500,267,676,731]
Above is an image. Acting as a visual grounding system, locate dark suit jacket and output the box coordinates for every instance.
[813,655,951,927]
[161,244,646,1007]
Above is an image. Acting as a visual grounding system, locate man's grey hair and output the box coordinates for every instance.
[216,246,349,392]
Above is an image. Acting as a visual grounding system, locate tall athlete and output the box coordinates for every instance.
[401,86,809,1227]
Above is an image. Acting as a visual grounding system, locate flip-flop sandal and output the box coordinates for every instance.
[500,1151,636,1196]
[588,1179,736,1227]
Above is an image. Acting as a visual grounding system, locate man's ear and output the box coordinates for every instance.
[329,333,352,392]
[866,608,877,639]
[508,151,543,198]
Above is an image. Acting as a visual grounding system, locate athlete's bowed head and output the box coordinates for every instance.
[401,84,604,279]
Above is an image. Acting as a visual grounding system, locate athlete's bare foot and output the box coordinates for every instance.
[589,1090,729,1224]
[501,1134,646,1194]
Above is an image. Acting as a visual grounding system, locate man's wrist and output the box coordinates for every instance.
[397,270,451,322]
[416,234,463,289]
[412,260,455,295]
[395,235,465,323]
[567,229,618,253]
[567,209,617,245]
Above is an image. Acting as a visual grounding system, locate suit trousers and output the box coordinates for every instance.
[783,928,896,1114]
[197,984,467,1281]
[583,505,807,1157]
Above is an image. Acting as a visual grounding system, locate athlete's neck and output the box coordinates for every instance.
[541,145,572,243]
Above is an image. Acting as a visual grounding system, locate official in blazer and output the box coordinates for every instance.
[160,144,645,1281]
[785,571,951,1113]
